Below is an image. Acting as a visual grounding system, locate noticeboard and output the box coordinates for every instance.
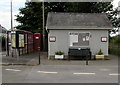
[19,34,25,47]
[11,31,25,48]
[11,34,16,48]
[69,32,90,47]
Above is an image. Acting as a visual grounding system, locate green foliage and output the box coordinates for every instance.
[44,2,112,13]
[15,2,43,33]
[109,47,120,56]
[115,37,120,44]
[109,45,120,56]
[64,2,112,13]
[97,49,103,55]
[107,9,120,27]
[109,36,120,56]
[16,2,113,33]
[64,2,95,13]
[55,51,64,55]
[107,8,120,34]
[110,36,120,44]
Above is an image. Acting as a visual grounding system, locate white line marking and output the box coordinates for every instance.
[5,69,21,72]
[37,71,58,74]
[73,73,96,75]
[109,74,120,76]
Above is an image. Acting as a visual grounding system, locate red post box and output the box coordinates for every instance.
[34,33,41,52]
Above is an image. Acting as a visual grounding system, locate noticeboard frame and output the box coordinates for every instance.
[12,31,25,48]
[101,37,107,42]
[49,36,56,42]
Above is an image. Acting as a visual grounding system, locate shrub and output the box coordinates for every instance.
[55,51,64,55]
[97,49,103,55]
[109,36,120,56]
[115,37,120,44]
[109,48,120,56]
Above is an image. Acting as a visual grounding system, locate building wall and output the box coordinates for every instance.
[48,29,109,58]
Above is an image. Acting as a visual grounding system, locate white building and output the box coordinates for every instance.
[0,24,7,37]
[46,12,112,59]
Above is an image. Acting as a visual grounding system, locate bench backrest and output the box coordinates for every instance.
[69,48,90,55]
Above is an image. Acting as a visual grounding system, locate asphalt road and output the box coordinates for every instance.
[2,65,119,83]
[1,52,119,83]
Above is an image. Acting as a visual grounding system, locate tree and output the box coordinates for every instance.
[107,8,120,34]
[64,2,112,13]
[15,2,43,33]
[15,2,113,33]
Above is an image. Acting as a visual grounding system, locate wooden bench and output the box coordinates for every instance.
[68,48,92,60]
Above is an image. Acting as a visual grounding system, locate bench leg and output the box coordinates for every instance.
[86,60,88,65]
[86,55,89,65]
[94,55,96,60]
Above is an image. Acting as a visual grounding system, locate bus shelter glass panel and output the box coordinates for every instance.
[11,33,16,48]
[18,34,24,47]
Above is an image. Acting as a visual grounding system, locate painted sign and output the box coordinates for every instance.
[101,37,107,42]
[49,36,56,42]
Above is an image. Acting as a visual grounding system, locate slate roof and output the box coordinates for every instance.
[46,12,112,30]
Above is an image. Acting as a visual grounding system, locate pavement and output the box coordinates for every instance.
[0,51,119,66]
[1,51,40,65]
[0,51,119,83]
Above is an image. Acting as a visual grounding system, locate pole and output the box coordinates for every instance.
[6,31,8,56]
[42,1,45,51]
[86,54,89,65]
[11,0,13,31]
[38,47,40,65]
[11,0,13,57]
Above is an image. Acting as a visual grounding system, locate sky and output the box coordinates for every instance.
[0,0,120,30]
[0,0,26,30]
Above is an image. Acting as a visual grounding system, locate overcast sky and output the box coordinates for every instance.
[0,0,120,30]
